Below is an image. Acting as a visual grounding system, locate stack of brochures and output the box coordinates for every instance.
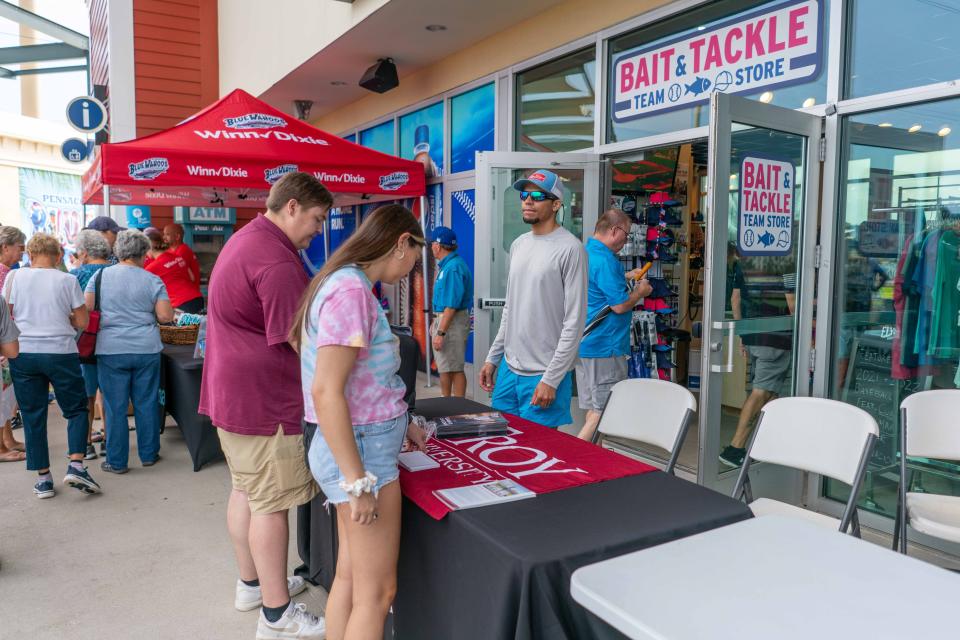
[428,411,510,439]
[434,480,535,511]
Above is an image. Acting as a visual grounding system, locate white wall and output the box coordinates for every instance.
[218,0,390,97]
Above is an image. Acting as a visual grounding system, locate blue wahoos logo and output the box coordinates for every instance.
[223,113,287,130]
[128,157,170,181]
[264,163,298,184]
[379,171,409,191]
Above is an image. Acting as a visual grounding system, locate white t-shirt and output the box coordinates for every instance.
[5,268,84,354]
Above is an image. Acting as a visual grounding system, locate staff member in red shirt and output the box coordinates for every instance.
[199,172,332,639]
[163,223,201,285]
[145,248,204,313]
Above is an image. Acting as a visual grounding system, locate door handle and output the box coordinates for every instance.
[477,297,506,310]
[710,321,736,373]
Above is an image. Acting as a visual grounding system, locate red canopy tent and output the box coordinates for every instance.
[81,88,425,208]
[81,88,435,379]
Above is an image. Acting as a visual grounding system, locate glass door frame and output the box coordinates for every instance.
[473,151,602,378]
[699,93,824,491]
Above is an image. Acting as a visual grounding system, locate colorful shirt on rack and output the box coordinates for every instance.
[926,230,960,359]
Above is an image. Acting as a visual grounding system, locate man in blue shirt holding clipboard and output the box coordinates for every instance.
[576,210,651,441]
[430,227,473,397]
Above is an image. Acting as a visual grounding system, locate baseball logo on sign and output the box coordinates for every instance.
[737,155,795,256]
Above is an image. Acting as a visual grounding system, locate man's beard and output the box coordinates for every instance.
[522,212,540,225]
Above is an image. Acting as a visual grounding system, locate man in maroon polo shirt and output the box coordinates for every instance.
[200,172,332,639]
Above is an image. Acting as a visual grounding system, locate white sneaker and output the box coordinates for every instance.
[256,602,326,639]
[236,576,309,611]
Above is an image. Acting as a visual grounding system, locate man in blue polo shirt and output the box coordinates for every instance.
[576,209,652,440]
[430,226,473,397]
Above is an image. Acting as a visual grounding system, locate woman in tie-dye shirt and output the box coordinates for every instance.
[289,204,427,640]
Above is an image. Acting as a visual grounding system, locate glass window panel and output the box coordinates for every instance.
[359,120,395,155]
[343,133,356,144]
[827,98,960,514]
[451,83,495,173]
[846,0,960,98]
[516,48,596,153]
[607,0,828,144]
[399,102,444,177]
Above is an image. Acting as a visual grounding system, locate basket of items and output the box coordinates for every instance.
[159,312,205,345]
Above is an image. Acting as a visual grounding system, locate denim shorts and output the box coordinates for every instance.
[80,363,99,398]
[306,413,407,504]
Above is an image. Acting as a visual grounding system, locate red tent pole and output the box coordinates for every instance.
[420,194,432,388]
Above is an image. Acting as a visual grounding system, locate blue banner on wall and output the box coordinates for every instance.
[400,102,444,178]
[451,83,495,174]
[450,188,476,363]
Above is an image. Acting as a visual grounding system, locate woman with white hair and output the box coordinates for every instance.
[70,229,112,460]
[87,229,174,473]
[5,233,97,498]
[0,225,25,463]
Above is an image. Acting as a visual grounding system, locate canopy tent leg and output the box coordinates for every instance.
[323,217,330,263]
[103,184,111,224]
[420,195,432,389]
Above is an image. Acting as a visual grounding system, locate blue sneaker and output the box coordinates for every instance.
[64,465,101,494]
[34,478,55,499]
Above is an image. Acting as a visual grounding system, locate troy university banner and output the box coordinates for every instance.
[400,414,655,519]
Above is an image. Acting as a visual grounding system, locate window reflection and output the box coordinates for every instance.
[516,48,596,153]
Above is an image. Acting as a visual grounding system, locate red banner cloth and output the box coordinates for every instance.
[399,414,656,520]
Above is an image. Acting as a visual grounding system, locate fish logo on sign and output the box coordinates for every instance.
[379,172,410,191]
[684,77,711,96]
[128,157,170,181]
[264,164,298,184]
[223,113,287,130]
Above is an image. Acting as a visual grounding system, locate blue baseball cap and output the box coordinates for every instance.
[431,226,457,246]
[513,169,565,200]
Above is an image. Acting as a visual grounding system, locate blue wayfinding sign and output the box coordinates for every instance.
[66,96,107,134]
[126,206,151,228]
[61,138,90,163]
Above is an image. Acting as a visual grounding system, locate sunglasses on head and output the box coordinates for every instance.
[520,191,556,202]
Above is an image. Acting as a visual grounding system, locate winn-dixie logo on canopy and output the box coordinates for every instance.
[379,171,410,191]
[223,113,287,130]
[264,164,299,184]
[128,157,170,181]
[612,0,821,122]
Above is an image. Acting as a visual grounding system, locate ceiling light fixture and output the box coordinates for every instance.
[878,122,893,127]
[939,126,951,137]
[425,24,447,31]
[759,91,773,103]
[908,124,922,133]
[802,97,815,108]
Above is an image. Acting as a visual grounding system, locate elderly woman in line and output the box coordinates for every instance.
[5,233,97,498]
[0,225,25,462]
[70,229,113,460]
[88,230,174,474]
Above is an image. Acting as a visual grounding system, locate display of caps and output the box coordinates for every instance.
[646,277,677,299]
[661,328,691,342]
[621,195,636,214]
[644,204,683,226]
[657,248,679,263]
[643,297,675,313]
[656,351,676,369]
[644,226,675,247]
[652,343,673,353]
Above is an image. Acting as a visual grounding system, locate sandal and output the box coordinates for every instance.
[91,431,104,443]
[0,449,26,462]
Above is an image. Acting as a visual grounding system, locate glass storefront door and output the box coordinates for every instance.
[701,94,822,494]
[473,152,601,375]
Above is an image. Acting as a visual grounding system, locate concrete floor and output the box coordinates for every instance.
[0,411,327,640]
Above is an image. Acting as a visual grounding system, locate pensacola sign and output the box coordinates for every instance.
[612,0,822,122]
[738,155,794,256]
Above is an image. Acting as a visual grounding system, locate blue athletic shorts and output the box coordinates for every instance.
[490,360,573,428]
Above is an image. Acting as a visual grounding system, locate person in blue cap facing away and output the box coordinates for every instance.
[430,226,473,397]
[478,169,587,427]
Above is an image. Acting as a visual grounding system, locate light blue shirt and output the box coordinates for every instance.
[86,264,168,355]
[432,251,473,312]
[579,238,631,358]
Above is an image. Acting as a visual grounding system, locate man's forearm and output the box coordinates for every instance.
[438,307,457,333]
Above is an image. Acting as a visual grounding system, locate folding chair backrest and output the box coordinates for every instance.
[901,390,960,461]
[597,379,697,452]
[749,397,879,485]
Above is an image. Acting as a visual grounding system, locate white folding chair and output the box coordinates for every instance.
[592,379,696,475]
[893,390,960,554]
[732,397,878,536]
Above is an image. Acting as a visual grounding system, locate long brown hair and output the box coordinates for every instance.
[288,204,425,351]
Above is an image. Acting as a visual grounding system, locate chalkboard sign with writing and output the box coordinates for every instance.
[842,332,899,467]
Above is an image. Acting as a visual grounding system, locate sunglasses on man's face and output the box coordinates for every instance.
[520,191,556,203]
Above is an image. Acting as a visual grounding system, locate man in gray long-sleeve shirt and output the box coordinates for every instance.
[479,169,587,427]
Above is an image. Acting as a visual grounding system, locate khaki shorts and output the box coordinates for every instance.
[431,310,470,373]
[576,356,629,412]
[218,426,318,515]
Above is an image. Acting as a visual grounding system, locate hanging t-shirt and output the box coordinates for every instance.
[299,265,407,426]
[5,268,84,354]
[927,230,960,359]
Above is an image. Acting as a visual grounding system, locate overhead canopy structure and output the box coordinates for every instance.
[82,88,425,208]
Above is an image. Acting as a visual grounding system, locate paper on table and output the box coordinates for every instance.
[433,480,535,511]
[399,451,440,472]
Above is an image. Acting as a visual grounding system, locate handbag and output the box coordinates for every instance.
[77,269,103,364]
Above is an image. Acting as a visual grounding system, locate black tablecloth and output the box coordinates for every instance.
[160,344,223,471]
[298,397,752,639]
